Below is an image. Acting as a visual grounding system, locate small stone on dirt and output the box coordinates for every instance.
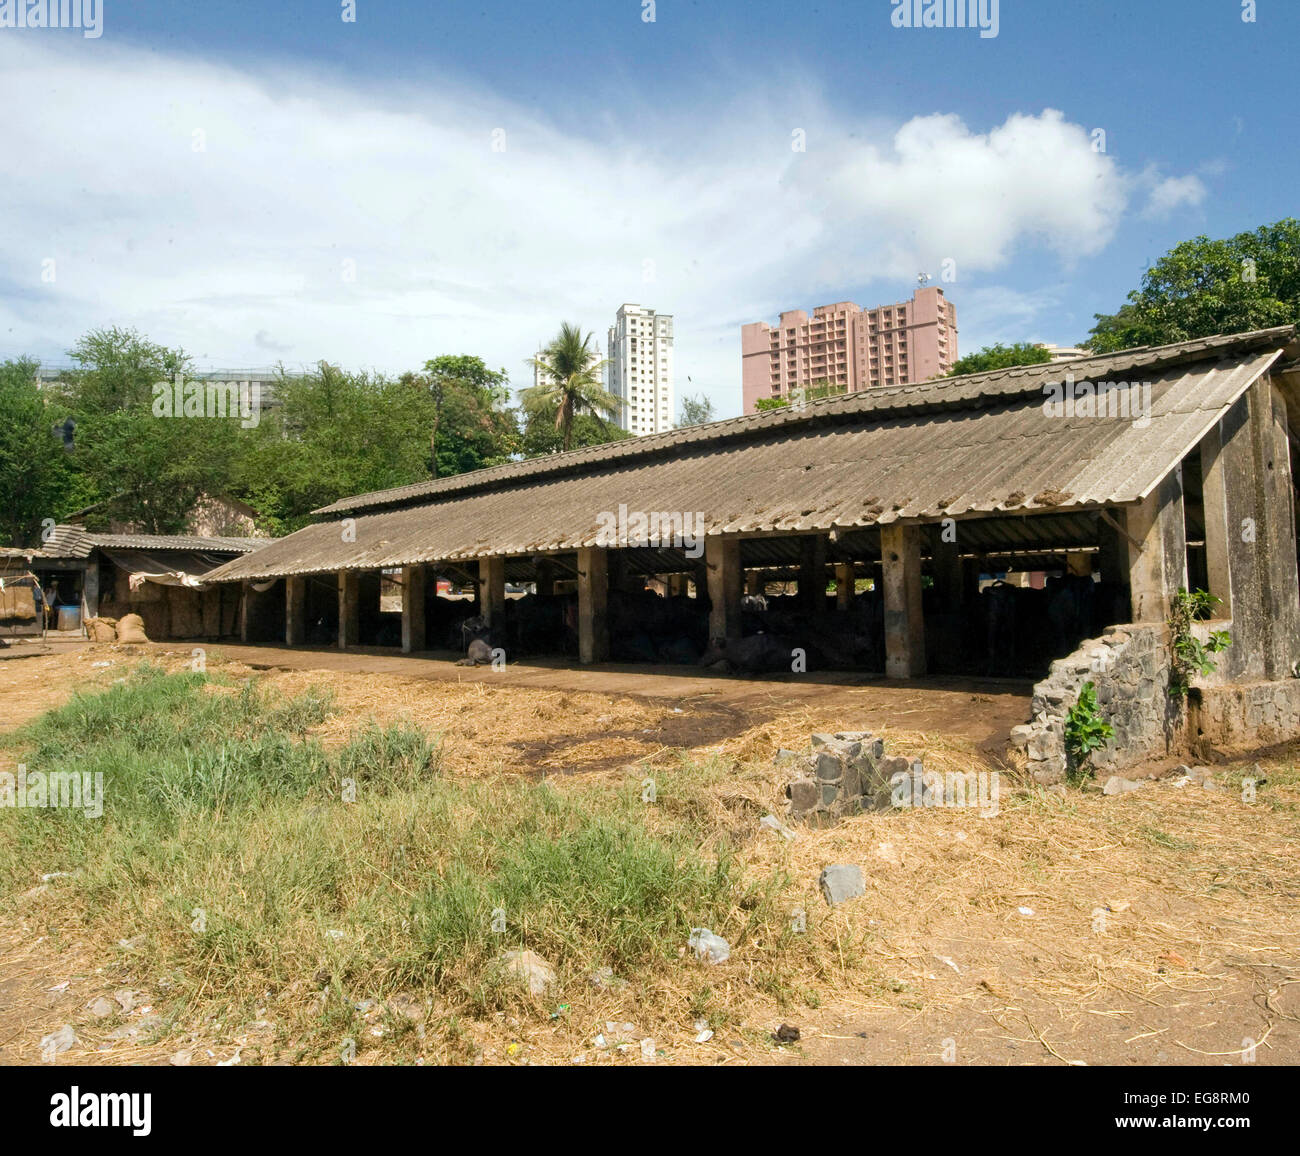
[819,864,865,906]
[499,949,556,996]
[1102,776,1144,795]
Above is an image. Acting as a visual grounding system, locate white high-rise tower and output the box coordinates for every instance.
[607,304,674,435]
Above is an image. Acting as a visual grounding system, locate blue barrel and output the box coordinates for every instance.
[57,605,81,632]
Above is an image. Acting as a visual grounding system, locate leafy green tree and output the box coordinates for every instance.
[754,379,847,411]
[53,328,240,533]
[945,342,1052,377]
[1085,219,1300,353]
[0,359,89,545]
[678,393,715,426]
[411,355,519,478]
[522,322,621,451]
[520,409,633,456]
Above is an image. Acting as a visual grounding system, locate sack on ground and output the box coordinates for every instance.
[116,613,149,644]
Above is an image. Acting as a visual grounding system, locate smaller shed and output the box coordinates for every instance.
[4,527,270,641]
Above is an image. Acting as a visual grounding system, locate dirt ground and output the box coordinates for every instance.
[2,639,1298,1067]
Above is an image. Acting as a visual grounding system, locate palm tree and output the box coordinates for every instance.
[523,323,622,452]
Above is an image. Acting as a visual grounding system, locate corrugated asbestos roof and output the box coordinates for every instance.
[205,329,1295,583]
[39,526,271,560]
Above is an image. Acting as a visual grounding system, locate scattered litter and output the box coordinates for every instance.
[39,1025,77,1057]
[169,1050,192,1067]
[549,1004,570,1021]
[46,981,70,993]
[40,872,73,883]
[216,1047,242,1066]
[91,661,112,668]
[117,936,145,951]
[113,989,140,1014]
[1018,906,1035,917]
[88,996,116,1018]
[687,928,730,964]
[325,929,345,940]
[935,955,961,974]
[640,1038,656,1062]
[1105,899,1131,913]
[693,1019,714,1044]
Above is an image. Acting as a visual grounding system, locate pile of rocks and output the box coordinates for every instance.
[779,731,912,824]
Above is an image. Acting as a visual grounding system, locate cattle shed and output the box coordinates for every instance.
[3,527,270,641]
[204,327,1300,770]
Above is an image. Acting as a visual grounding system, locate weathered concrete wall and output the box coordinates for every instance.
[1010,623,1183,783]
[1191,681,1300,755]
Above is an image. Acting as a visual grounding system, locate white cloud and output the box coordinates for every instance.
[1141,173,1208,219]
[0,41,1193,417]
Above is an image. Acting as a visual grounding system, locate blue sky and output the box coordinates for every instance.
[0,0,1294,416]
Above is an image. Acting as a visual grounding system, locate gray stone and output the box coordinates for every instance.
[833,731,872,742]
[1102,775,1144,796]
[773,749,800,766]
[813,752,843,781]
[810,733,838,748]
[787,777,819,815]
[819,864,866,906]
[1008,725,1033,750]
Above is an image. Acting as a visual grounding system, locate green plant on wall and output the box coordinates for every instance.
[1064,681,1114,779]
[1168,588,1232,698]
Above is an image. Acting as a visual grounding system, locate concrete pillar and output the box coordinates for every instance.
[1125,466,1187,624]
[745,571,762,596]
[240,579,252,643]
[835,563,856,612]
[481,556,506,628]
[401,564,426,653]
[286,574,307,645]
[706,536,742,644]
[338,570,360,649]
[693,561,708,601]
[577,546,608,664]
[1201,379,1300,680]
[881,523,926,678]
[799,534,827,614]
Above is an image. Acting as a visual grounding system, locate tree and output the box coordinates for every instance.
[520,409,632,456]
[0,359,87,545]
[945,342,1052,377]
[754,379,847,411]
[1085,219,1300,353]
[522,322,621,451]
[54,327,240,533]
[409,355,518,478]
[678,393,715,426]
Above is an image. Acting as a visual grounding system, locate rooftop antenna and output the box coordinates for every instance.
[917,271,930,287]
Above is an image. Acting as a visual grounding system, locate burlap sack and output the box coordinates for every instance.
[116,612,150,644]
[85,616,118,643]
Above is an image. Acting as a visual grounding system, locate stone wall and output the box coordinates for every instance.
[781,732,909,824]
[1190,680,1300,755]
[1009,623,1184,783]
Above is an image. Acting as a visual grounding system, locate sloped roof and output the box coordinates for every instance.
[205,327,1296,583]
[39,526,270,560]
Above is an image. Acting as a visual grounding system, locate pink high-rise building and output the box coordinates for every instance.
[741,286,958,413]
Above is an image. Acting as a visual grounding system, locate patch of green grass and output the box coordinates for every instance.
[0,665,806,1054]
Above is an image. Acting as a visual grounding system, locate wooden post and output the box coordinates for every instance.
[799,534,827,614]
[745,571,762,596]
[1252,379,1300,678]
[81,559,99,621]
[835,563,855,612]
[577,546,608,664]
[401,564,426,653]
[1096,511,1126,586]
[881,523,926,678]
[338,570,360,649]
[285,574,307,645]
[481,556,506,629]
[1125,467,1187,625]
[706,536,742,644]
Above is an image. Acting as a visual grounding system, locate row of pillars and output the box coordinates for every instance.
[256,375,1300,685]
